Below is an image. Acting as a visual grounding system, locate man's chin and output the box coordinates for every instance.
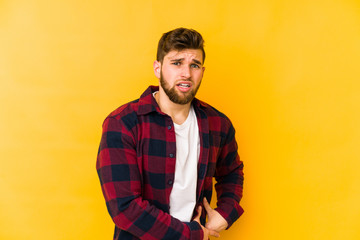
[170,95,195,105]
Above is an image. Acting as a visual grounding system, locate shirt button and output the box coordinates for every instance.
[168,180,173,185]
[169,153,174,158]
[167,125,172,130]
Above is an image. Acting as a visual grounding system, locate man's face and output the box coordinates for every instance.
[155,49,205,105]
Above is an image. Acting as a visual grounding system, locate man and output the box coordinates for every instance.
[97,27,244,240]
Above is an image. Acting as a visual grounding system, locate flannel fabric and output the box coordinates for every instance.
[97,86,244,240]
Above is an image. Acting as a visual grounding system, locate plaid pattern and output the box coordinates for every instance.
[97,86,244,240]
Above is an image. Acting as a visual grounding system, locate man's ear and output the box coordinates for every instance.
[153,60,161,79]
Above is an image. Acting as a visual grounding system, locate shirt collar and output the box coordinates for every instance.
[137,85,208,115]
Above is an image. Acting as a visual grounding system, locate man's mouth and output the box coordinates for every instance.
[176,82,192,92]
[177,83,191,88]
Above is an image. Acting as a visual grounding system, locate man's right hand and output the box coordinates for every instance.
[193,206,220,239]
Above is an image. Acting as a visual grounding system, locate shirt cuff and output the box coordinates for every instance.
[215,203,244,229]
[185,221,204,240]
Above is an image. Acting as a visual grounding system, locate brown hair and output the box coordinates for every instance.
[156,28,205,63]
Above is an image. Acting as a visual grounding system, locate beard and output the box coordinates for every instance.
[160,71,201,105]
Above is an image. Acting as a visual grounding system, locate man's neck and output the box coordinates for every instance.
[155,89,191,125]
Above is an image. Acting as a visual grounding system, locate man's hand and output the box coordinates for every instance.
[203,198,229,232]
[193,206,220,240]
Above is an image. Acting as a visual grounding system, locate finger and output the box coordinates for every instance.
[194,205,202,222]
[208,229,220,238]
[203,198,212,213]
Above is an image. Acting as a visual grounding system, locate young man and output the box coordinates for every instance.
[97,28,244,240]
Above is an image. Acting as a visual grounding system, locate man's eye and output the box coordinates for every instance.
[191,64,200,68]
[172,62,181,66]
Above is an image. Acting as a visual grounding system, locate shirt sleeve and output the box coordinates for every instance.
[96,116,203,240]
[214,120,244,229]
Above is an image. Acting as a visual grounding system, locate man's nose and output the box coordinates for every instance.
[181,65,191,79]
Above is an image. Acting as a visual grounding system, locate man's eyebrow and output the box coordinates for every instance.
[170,58,184,62]
[169,58,202,65]
[192,59,202,65]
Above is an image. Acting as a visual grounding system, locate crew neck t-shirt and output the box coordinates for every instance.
[152,91,200,222]
[169,106,200,222]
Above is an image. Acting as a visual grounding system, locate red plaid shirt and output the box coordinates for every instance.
[97,86,244,240]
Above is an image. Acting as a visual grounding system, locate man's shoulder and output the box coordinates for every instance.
[195,99,234,130]
[102,99,141,132]
[107,99,140,119]
[106,86,158,121]
[196,99,231,121]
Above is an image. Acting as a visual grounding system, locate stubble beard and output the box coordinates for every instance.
[160,71,201,105]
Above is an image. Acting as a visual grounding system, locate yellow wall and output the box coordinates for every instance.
[1,0,360,239]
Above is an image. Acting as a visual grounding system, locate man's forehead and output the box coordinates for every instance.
[165,49,203,63]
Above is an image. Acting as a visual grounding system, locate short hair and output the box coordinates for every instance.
[156,27,205,63]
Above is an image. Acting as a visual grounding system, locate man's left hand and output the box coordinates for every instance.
[203,198,229,232]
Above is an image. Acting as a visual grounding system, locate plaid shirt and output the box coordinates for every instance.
[97,86,244,240]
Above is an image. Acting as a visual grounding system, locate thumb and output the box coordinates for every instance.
[203,198,212,213]
[193,205,202,222]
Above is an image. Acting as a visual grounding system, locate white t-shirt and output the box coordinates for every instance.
[152,91,200,222]
[169,106,200,222]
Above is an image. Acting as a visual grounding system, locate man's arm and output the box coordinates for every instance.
[213,121,244,229]
[96,116,204,240]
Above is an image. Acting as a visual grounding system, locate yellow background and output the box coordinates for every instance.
[1,0,360,239]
